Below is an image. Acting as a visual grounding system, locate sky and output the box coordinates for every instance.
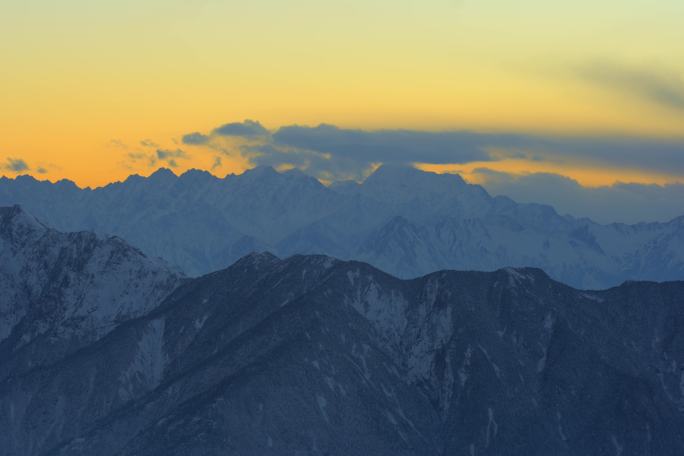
[1,0,683,222]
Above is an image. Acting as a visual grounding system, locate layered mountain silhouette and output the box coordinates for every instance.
[2,206,684,455]
[2,166,683,289]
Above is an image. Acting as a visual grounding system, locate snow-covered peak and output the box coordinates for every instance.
[360,165,489,208]
[232,165,326,190]
[0,206,180,374]
[237,165,279,180]
[364,164,466,189]
[1,166,683,288]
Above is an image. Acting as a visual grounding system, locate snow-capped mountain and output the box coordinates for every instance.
[2,241,683,455]
[1,166,683,288]
[0,205,180,380]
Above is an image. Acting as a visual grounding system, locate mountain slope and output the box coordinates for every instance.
[1,166,683,288]
[2,246,683,455]
[0,205,181,381]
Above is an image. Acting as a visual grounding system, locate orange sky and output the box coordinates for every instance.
[1,0,683,187]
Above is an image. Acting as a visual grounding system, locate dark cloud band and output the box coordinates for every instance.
[182,120,684,182]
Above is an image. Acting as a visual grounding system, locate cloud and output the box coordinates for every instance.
[211,156,222,170]
[155,148,189,168]
[140,139,159,148]
[182,132,210,145]
[109,139,128,149]
[2,157,30,173]
[2,158,50,175]
[578,61,684,112]
[126,151,156,167]
[265,124,684,179]
[272,124,497,165]
[122,148,190,169]
[128,152,147,160]
[238,124,511,180]
[510,136,684,176]
[240,143,364,181]
[213,120,268,137]
[180,119,684,182]
[156,149,188,160]
[181,121,517,179]
[474,168,684,224]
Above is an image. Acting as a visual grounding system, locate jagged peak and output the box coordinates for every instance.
[123,173,145,183]
[0,204,46,233]
[668,214,684,226]
[180,168,215,179]
[240,165,278,178]
[178,168,218,185]
[233,251,281,269]
[0,173,86,190]
[12,174,39,183]
[363,164,421,183]
[281,167,307,177]
[54,178,79,190]
[147,167,177,181]
[232,166,328,193]
[366,164,466,185]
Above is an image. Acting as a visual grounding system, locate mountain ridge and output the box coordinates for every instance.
[1,166,683,288]
[0,205,181,381]
[2,210,684,455]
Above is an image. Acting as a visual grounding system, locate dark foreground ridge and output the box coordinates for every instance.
[1,207,684,455]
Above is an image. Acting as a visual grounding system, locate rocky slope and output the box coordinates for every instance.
[0,205,180,381]
[1,215,683,455]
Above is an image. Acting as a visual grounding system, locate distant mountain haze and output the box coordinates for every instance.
[1,165,683,288]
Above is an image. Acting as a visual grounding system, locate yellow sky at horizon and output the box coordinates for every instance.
[1,0,683,187]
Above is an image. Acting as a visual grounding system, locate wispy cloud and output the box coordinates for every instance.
[109,139,129,149]
[578,61,684,112]
[140,139,159,148]
[2,157,30,173]
[155,149,189,168]
[121,147,190,170]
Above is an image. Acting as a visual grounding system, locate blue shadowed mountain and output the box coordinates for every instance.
[1,165,684,288]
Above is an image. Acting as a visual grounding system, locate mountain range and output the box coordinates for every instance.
[0,166,684,288]
[1,165,683,289]
[1,205,684,455]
